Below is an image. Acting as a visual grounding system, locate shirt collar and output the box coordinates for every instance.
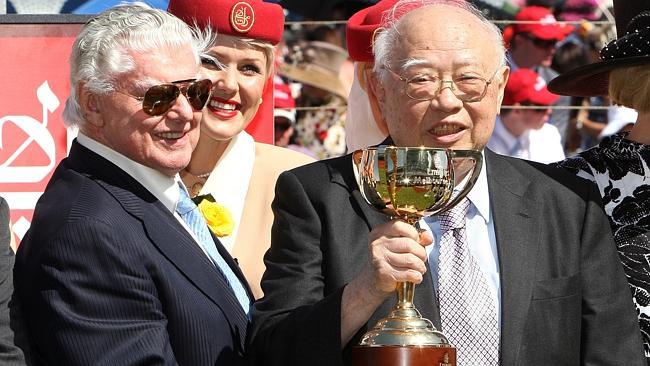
[494,116,530,153]
[77,133,181,213]
[494,116,519,152]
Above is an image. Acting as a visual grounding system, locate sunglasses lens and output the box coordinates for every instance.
[187,79,213,110]
[140,79,212,116]
[143,84,180,116]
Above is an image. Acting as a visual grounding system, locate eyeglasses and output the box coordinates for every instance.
[519,34,557,49]
[115,78,213,116]
[386,66,501,103]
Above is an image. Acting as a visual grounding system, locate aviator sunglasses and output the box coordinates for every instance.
[116,78,213,116]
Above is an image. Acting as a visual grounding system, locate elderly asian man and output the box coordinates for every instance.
[249,1,645,365]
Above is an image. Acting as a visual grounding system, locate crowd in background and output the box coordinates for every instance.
[272,0,635,161]
[2,0,649,364]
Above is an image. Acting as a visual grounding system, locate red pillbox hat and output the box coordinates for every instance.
[346,0,397,62]
[168,0,285,45]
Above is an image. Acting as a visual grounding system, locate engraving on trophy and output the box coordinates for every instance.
[440,352,452,366]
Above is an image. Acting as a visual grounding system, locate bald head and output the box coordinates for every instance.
[367,0,510,150]
[373,1,505,80]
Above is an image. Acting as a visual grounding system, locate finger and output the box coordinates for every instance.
[391,269,424,284]
[372,236,428,262]
[418,230,433,247]
[369,219,420,242]
[383,251,427,274]
[373,265,424,287]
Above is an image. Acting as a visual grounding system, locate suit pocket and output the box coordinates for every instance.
[520,273,583,365]
[532,273,580,300]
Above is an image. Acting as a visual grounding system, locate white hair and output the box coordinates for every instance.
[62,2,213,127]
[372,0,506,83]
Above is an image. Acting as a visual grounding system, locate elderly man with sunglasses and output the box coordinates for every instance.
[13,4,252,366]
[249,1,645,365]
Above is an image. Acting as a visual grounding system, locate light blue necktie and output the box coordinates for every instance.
[176,184,251,315]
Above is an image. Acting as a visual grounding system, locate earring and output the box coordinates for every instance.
[259,97,263,104]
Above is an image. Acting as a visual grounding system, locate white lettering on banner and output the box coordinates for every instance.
[0,81,59,183]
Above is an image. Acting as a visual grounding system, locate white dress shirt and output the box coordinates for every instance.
[488,116,565,164]
[421,153,502,327]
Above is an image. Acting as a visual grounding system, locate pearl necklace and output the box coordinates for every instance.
[194,171,211,179]
[183,169,212,197]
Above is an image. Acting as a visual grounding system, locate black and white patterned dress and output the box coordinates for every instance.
[554,132,650,356]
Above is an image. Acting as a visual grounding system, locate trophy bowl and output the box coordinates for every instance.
[351,146,482,366]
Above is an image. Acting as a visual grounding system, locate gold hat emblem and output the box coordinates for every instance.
[230,1,255,33]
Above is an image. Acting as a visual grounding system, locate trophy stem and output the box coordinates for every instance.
[396,281,415,308]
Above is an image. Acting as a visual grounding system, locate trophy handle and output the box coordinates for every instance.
[439,149,483,213]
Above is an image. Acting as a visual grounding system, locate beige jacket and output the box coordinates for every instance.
[200,136,314,299]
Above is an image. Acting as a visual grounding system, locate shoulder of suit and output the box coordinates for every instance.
[254,142,316,169]
[277,153,353,191]
[488,151,596,198]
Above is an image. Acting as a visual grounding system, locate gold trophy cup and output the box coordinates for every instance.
[351,146,483,366]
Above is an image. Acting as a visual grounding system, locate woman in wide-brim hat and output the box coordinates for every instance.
[549,0,650,359]
[169,0,315,300]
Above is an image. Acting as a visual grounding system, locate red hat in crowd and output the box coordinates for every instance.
[560,0,600,21]
[503,6,573,46]
[346,0,397,62]
[504,68,559,106]
[548,0,650,97]
[273,76,296,124]
[168,0,285,45]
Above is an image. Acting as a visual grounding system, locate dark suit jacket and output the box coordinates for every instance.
[14,141,251,366]
[249,149,646,366]
[0,197,26,365]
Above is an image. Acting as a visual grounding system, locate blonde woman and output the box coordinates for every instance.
[549,1,650,359]
[170,0,315,299]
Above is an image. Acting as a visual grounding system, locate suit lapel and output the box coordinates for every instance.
[485,150,540,365]
[139,207,249,333]
[416,261,441,328]
[329,154,390,231]
[68,141,249,345]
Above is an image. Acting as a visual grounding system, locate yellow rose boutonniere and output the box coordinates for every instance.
[193,194,234,237]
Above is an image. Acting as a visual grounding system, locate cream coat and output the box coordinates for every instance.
[200,136,315,299]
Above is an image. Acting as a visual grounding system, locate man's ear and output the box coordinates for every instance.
[495,66,510,115]
[77,82,104,127]
[365,67,390,136]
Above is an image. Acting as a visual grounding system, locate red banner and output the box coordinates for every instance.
[0,19,273,245]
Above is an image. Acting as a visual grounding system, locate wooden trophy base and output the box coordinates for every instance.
[352,345,456,366]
